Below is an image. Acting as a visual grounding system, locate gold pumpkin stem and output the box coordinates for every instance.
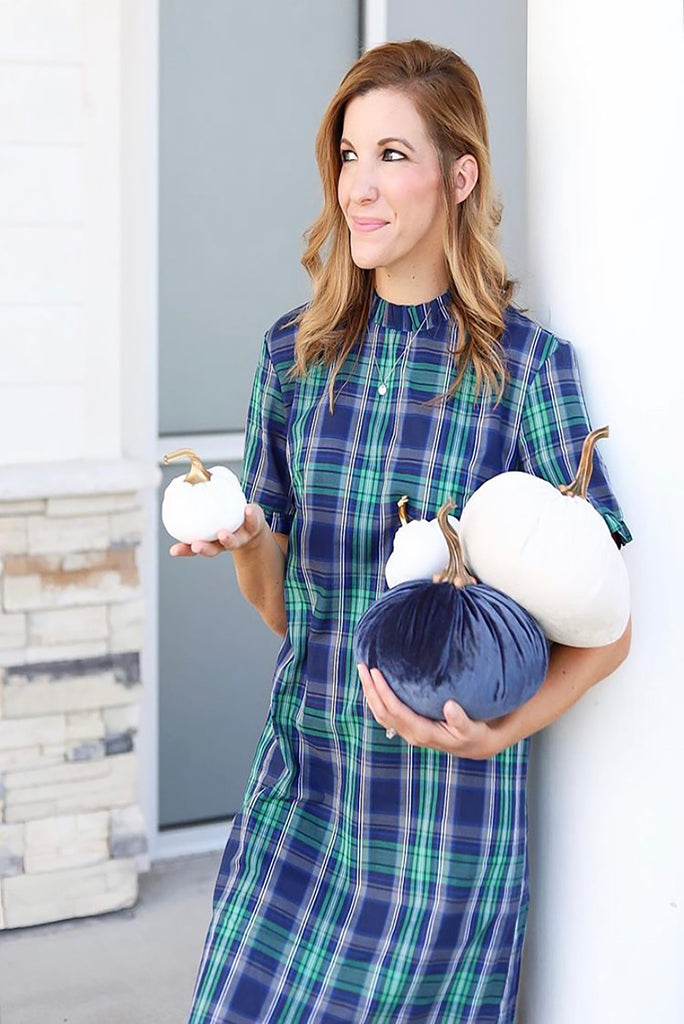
[558,426,609,499]
[163,448,212,485]
[434,499,476,589]
[397,495,410,525]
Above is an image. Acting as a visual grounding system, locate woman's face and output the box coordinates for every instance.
[337,88,448,293]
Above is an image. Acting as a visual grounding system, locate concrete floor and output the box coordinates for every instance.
[0,850,223,1024]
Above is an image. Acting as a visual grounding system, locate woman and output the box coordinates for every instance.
[176,40,632,1023]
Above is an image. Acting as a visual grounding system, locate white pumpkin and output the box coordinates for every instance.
[162,448,247,544]
[459,427,629,647]
[385,496,461,589]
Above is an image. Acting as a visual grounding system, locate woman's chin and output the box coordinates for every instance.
[350,252,382,270]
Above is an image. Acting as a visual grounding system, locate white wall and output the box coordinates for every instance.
[0,0,122,465]
[521,2,684,1020]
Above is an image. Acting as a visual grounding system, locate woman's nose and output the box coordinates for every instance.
[349,163,380,204]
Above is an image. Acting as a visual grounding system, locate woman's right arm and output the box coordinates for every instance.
[169,502,288,637]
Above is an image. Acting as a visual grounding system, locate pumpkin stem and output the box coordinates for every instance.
[434,499,476,589]
[397,495,410,525]
[558,426,609,499]
[163,448,212,485]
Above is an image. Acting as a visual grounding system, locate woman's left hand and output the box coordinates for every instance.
[357,664,498,760]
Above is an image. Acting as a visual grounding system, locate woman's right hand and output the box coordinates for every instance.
[168,502,267,558]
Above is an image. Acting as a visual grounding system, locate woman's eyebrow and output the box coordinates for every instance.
[339,136,416,152]
[378,136,415,151]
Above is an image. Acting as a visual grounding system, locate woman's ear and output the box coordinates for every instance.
[451,154,479,204]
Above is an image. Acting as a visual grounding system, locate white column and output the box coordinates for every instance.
[363,0,388,50]
[119,0,159,865]
[521,2,684,1021]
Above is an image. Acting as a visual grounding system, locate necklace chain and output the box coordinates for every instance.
[371,307,431,395]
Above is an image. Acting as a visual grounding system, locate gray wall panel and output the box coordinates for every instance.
[387,0,527,292]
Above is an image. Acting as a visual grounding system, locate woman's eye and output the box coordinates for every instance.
[339,148,406,163]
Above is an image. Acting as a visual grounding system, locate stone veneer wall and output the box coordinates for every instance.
[0,490,148,929]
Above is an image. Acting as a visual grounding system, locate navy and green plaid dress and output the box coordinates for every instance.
[189,290,630,1023]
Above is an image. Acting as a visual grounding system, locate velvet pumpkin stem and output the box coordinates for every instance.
[163,448,212,485]
[558,426,609,499]
[397,495,410,525]
[435,500,476,589]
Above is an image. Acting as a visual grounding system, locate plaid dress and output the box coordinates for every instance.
[188,291,630,1024]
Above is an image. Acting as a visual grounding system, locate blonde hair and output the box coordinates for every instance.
[292,39,515,408]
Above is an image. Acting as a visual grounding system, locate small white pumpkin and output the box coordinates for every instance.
[161,448,247,544]
[459,427,629,647]
[385,496,461,589]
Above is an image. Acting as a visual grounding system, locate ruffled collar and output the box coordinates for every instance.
[369,288,453,332]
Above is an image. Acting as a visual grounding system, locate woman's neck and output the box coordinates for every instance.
[373,263,449,306]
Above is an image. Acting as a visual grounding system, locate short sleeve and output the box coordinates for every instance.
[240,333,295,535]
[517,336,632,547]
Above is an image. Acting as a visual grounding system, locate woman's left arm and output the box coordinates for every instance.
[358,617,631,759]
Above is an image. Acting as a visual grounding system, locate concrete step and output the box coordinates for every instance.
[0,849,223,1024]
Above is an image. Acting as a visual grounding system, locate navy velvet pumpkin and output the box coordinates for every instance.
[353,501,550,722]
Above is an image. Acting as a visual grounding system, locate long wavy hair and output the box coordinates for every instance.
[292,39,515,409]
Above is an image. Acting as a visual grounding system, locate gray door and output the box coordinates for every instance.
[158,2,359,828]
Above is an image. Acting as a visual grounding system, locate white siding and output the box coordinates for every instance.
[0,147,83,223]
[0,0,121,465]
[0,227,85,303]
[0,65,84,143]
[0,0,83,62]
[0,385,85,463]
[0,308,86,385]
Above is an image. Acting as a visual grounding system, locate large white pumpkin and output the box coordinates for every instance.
[459,427,629,647]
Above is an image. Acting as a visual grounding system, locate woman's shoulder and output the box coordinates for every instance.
[266,302,308,345]
[262,301,309,374]
[501,304,570,381]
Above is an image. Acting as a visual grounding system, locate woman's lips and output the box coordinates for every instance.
[351,217,389,232]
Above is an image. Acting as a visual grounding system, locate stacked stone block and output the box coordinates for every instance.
[0,492,148,929]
